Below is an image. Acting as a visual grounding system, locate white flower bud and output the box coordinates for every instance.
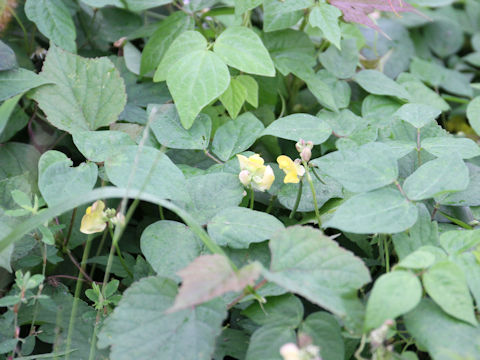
[238,170,251,187]
[280,343,301,360]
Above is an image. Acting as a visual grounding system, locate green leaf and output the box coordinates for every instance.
[309,3,342,49]
[140,220,203,282]
[262,113,332,144]
[154,30,207,82]
[212,113,264,161]
[396,249,436,270]
[318,38,358,79]
[439,229,480,255]
[234,0,263,15]
[0,40,16,71]
[263,0,314,32]
[214,26,275,77]
[0,68,52,102]
[0,216,13,272]
[424,19,463,58]
[98,276,226,360]
[32,45,126,133]
[0,93,22,138]
[105,145,189,203]
[354,70,410,100]
[397,73,450,112]
[166,49,230,129]
[183,173,244,225]
[264,226,371,322]
[25,0,77,53]
[169,254,262,311]
[403,155,469,201]
[38,150,98,207]
[466,95,480,136]
[72,130,135,162]
[150,104,212,150]
[313,143,398,193]
[123,42,141,75]
[207,206,285,249]
[422,260,477,326]
[82,0,173,11]
[421,137,480,159]
[404,300,480,360]
[243,294,304,328]
[300,312,345,360]
[305,73,339,111]
[393,103,442,129]
[327,187,419,234]
[236,75,258,107]
[219,77,248,119]
[364,270,422,331]
[140,12,194,76]
[440,163,480,206]
[245,325,296,360]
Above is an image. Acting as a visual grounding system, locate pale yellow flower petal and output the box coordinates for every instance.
[80,200,107,234]
[277,155,295,171]
[284,171,300,184]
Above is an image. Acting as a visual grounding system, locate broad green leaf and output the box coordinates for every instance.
[316,70,351,109]
[38,150,98,207]
[364,270,422,331]
[305,73,338,111]
[245,325,296,360]
[32,45,126,133]
[404,300,480,360]
[396,249,436,270]
[264,226,371,322]
[140,12,194,76]
[123,42,141,75]
[317,109,362,137]
[381,140,416,159]
[72,130,135,162]
[207,206,285,249]
[263,0,313,32]
[318,38,358,79]
[421,137,480,159]
[154,30,207,82]
[214,26,275,77]
[262,114,332,144]
[422,260,477,326]
[166,50,230,129]
[300,312,345,360]
[82,0,172,11]
[354,70,410,100]
[439,229,480,256]
[440,163,480,206]
[397,73,450,112]
[150,104,212,150]
[25,0,76,53]
[0,68,51,102]
[312,142,398,193]
[183,173,244,225]
[393,103,441,129]
[212,112,264,161]
[263,29,316,77]
[277,171,343,212]
[392,203,440,260]
[105,145,189,203]
[327,187,419,234]
[242,294,304,328]
[0,218,12,271]
[234,0,263,15]
[450,253,480,313]
[219,77,248,119]
[236,75,258,107]
[424,19,463,58]
[0,143,40,182]
[98,276,226,360]
[0,40,16,71]
[140,220,202,282]
[0,93,22,138]
[214,328,250,360]
[309,3,342,49]
[169,254,262,311]
[466,96,480,136]
[403,155,469,201]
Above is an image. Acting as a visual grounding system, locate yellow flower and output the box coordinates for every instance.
[277,155,305,184]
[237,154,275,192]
[80,200,107,234]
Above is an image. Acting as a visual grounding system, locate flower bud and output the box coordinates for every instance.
[295,139,306,153]
[280,343,300,360]
[300,147,311,163]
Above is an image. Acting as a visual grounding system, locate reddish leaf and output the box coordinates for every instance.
[168,254,262,312]
[329,0,422,36]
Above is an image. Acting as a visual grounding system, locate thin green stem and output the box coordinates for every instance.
[416,128,422,167]
[289,180,303,219]
[88,310,101,360]
[303,163,322,227]
[89,229,108,279]
[65,235,93,360]
[159,205,165,220]
[109,227,133,278]
[384,236,390,272]
[266,195,276,214]
[438,211,474,230]
[8,7,29,53]
[249,188,255,209]
[311,167,326,185]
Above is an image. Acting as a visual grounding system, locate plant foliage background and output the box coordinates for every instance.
[1,0,480,359]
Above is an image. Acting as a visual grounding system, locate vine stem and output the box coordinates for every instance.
[303,162,322,227]
[65,235,94,360]
[289,180,303,219]
[204,149,224,164]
